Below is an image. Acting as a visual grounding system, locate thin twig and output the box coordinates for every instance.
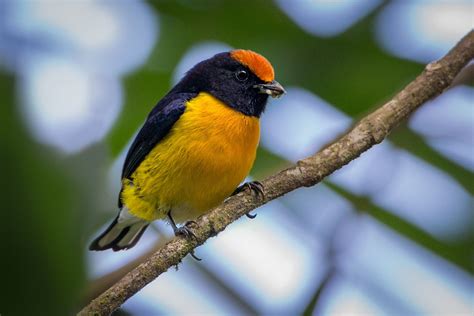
[79,30,474,315]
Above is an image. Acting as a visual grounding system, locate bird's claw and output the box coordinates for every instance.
[233,181,264,219]
[173,222,202,261]
[174,221,198,240]
[233,181,265,199]
[245,212,257,219]
[190,250,202,261]
[167,212,201,261]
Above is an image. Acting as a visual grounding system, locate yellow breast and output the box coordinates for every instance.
[121,92,260,221]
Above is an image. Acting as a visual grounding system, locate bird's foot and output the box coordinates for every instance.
[233,181,265,198]
[232,181,264,219]
[172,220,201,261]
[173,220,197,239]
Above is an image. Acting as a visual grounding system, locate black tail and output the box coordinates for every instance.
[89,215,149,251]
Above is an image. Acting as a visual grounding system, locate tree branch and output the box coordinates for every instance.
[82,237,167,306]
[79,31,474,315]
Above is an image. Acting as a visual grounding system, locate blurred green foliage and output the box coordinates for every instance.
[0,73,85,315]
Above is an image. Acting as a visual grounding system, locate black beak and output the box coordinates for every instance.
[254,80,286,98]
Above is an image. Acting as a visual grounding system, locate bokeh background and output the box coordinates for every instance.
[1,0,473,315]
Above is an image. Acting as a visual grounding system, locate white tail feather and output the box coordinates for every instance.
[90,208,149,251]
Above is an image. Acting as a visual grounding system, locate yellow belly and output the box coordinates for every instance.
[121,92,260,222]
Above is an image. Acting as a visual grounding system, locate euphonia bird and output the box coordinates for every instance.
[89,50,285,251]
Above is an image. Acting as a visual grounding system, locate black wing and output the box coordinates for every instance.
[119,93,197,207]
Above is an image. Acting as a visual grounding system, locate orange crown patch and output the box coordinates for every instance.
[230,49,275,82]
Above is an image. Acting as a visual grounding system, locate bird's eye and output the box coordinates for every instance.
[235,70,249,81]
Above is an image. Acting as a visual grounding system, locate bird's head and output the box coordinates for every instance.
[173,49,285,117]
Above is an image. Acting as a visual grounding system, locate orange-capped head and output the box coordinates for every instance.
[230,49,275,83]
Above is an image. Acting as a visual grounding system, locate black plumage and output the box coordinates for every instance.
[118,52,270,207]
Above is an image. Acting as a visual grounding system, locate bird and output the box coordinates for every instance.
[89,49,285,252]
